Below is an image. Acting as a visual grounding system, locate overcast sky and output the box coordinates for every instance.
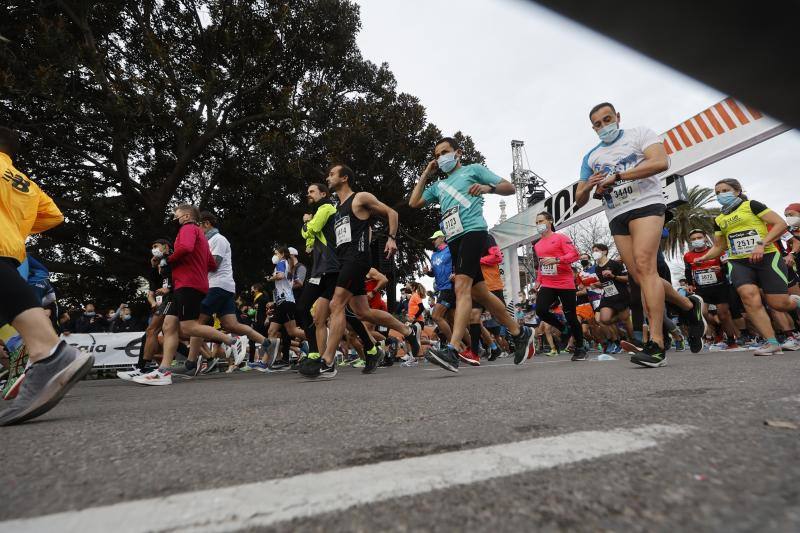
[355,0,800,232]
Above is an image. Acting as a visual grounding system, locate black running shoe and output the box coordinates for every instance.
[270,359,292,372]
[488,347,501,362]
[631,341,667,368]
[512,326,535,365]
[681,294,707,353]
[318,359,338,379]
[299,357,322,378]
[404,324,421,358]
[363,347,380,374]
[571,347,588,361]
[424,346,459,373]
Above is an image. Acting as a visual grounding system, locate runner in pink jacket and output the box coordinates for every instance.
[532,211,587,361]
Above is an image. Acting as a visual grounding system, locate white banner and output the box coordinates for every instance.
[491,98,790,250]
[61,331,145,368]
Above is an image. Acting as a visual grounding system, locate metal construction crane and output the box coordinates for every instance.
[509,140,550,294]
[510,140,549,214]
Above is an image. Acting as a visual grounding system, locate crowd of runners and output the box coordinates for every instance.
[2,101,800,425]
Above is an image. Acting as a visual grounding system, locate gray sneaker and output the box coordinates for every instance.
[0,341,94,426]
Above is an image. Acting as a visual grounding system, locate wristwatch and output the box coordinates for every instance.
[488,184,497,193]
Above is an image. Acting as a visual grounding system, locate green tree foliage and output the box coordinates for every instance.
[0,0,484,308]
[663,185,720,256]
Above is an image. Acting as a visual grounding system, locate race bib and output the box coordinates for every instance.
[729,229,759,255]
[442,206,464,239]
[335,216,352,246]
[694,269,718,286]
[155,295,163,305]
[308,276,321,286]
[162,278,169,289]
[605,181,642,210]
[540,263,557,276]
[602,281,619,297]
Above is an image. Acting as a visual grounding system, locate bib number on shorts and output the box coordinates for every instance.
[308,276,321,286]
[728,229,759,255]
[540,263,557,276]
[694,269,718,286]
[442,206,464,239]
[605,182,642,210]
[335,216,352,246]
[602,281,619,297]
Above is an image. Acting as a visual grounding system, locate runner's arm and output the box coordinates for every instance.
[305,203,336,234]
[617,143,669,181]
[367,268,388,292]
[31,190,64,234]
[360,193,397,234]
[558,236,580,265]
[698,232,728,261]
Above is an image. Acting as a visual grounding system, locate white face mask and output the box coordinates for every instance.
[272,255,280,265]
[152,248,164,258]
[536,223,549,234]
[786,216,800,227]
[592,251,604,260]
[690,239,706,250]
[437,152,459,174]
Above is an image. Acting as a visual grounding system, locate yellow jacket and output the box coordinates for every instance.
[0,151,63,264]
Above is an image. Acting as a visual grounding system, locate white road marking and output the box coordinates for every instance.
[1,424,693,532]
[422,359,571,371]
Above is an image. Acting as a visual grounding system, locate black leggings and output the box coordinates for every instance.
[0,257,40,326]
[535,287,583,346]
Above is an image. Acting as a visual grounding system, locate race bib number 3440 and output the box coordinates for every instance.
[605,182,642,210]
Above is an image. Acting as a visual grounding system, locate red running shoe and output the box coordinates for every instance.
[458,349,481,366]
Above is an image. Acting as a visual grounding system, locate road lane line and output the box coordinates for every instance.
[0,424,693,533]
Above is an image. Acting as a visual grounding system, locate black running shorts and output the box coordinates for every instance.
[435,289,456,310]
[336,258,370,296]
[728,253,789,294]
[271,300,297,325]
[166,287,205,321]
[0,257,40,326]
[695,283,731,305]
[447,230,486,283]
[608,203,666,236]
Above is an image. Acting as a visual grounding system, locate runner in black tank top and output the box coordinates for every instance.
[298,164,421,380]
[334,193,371,272]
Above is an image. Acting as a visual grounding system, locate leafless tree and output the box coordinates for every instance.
[563,214,618,258]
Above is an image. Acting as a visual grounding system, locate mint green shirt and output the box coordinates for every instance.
[421,164,502,239]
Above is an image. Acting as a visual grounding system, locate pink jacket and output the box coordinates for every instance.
[533,233,579,290]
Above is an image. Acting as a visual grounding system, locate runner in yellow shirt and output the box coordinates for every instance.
[0,127,93,426]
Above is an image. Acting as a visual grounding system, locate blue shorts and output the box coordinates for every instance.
[201,287,237,317]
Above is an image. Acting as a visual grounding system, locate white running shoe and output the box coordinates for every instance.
[754,343,783,356]
[116,368,144,381]
[132,368,173,385]
[781,338,800,351]
[233,336,248,366]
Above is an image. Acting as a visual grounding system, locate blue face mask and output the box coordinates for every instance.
[597,122,621,144]
[716,192,737,206]
[437,152,459,174]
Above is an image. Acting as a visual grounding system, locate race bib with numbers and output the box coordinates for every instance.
[442,206,464,239]
[335,216,352,246]
[694,269,718,286]
[155,295,163,305]
[605,181,642,210]
[308,276,321,286]
[728,229,759,255]
[602,281,619,297]
[540,263,557,276]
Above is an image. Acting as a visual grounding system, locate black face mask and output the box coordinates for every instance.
[580,260,590,267]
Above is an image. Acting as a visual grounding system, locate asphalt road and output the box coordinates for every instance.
[1,349,799,532]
